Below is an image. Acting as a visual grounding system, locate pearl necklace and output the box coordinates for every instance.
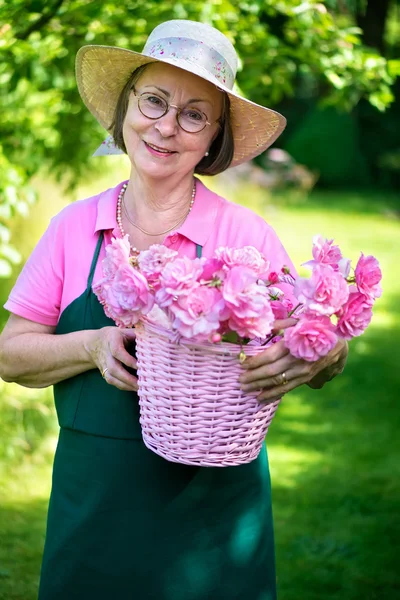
[116,181,196,253]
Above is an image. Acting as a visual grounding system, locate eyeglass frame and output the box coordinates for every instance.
[131,86,221,134]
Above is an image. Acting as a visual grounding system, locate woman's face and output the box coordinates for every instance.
[122,62,223,181]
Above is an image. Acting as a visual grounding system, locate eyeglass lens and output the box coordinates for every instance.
[138,93,208,133]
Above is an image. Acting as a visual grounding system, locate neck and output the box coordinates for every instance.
[126,171,195,223]
[118,171,196,249]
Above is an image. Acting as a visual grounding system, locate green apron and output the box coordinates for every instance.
[38,232,277,600]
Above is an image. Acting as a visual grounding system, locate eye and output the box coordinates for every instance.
[183,108,205,122]
[145,94,165,106]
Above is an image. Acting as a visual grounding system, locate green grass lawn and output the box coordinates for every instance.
[0,183,399,599]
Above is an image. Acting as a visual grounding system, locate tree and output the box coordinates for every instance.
[0,0,398,274]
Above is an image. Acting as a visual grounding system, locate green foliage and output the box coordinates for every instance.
[0,0,398,275]
[0,381,57,464]
[285,105,371,187]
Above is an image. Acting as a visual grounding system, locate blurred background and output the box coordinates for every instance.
[0,1,399,599]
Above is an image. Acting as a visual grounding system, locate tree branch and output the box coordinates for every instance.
[15,0,65,40]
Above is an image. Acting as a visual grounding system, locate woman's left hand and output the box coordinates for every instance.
[238,318,348,403]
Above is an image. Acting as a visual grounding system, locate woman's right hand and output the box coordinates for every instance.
[86,326,138,391]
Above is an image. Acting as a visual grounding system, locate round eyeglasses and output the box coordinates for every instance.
[132,88,219,134]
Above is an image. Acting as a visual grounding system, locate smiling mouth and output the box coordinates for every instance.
[145,141,176,154]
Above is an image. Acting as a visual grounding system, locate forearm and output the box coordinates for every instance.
[0,330,98,388]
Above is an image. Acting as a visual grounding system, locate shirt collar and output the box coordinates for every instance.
[94,178,219,245]
[94,182,126,233]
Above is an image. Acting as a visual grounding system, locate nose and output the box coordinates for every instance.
[154,106,179,137]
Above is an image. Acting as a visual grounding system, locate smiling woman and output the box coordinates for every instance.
[0,17,348,600]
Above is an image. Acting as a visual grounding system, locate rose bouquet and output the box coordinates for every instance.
[93,234,381,467]
[278,235,382,360]
[93,234,382,361]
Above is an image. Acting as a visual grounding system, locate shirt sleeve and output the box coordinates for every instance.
[259,223,297,275]
[4,216,64,326]
[257,219,299,308]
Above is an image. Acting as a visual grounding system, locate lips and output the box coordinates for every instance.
[145,141,176,154]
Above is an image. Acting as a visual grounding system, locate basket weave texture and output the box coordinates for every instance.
[135,320,281,467]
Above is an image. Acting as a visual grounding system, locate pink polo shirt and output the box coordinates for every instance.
[5,179,297,326]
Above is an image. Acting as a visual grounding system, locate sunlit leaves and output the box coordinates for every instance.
[0,0,397,275]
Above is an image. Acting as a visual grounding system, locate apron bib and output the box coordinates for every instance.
[38,232,277,600]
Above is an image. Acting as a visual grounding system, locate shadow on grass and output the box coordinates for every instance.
[268,298,400,600]
[0,497,48,600]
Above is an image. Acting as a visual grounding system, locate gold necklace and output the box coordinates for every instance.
[120,181,196,237]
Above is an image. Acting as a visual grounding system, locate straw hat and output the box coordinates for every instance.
[76,19,286,168]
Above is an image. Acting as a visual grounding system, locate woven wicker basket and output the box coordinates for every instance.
[135,320,281,467]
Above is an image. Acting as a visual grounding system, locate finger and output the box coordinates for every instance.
[112,338,138,370]
[271,318,298,334]
[104,358,139,391]
[241,340,289,370]
[240,352,291,384]
[241,363,301,392]
[257,375,306,403]
[104,370,139,392]
[122,328,137,340]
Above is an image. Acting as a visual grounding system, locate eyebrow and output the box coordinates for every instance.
[142,85,212,105]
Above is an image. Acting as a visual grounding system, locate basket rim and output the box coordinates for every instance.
[135,318,267,357]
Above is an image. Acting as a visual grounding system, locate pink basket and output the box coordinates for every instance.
[135,320,281,467]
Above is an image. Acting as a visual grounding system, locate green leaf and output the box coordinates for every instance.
[0,243,21,264]
[326,72,346,89]
[388,59,400,78]
[0,258,12,277]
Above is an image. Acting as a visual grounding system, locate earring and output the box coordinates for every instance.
[204,151,209,157]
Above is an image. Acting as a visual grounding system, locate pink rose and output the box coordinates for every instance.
[267,272,279,284]
[215,246,270,277]
[222,266,274,338]
[336,291,373,340]
[354,253,382,304]
[229,311,275,339]
[146,305,172,329]
[137,244,178,288]
[92,279,109,310]
[295,264,349,316]
[270,300,288,320]
[270,297,294,320]
[284,316,338,362]
[312,235,343,266]
[169,286,226,340]
[101,235,131,279]
[302,235,351,276]
[200,257,225,283]
[99,264,154,327]
[156,256,204,307]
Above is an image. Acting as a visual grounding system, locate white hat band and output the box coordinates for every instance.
[143,37,235,89]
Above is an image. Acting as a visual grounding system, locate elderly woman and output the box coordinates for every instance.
[0,19,347,600]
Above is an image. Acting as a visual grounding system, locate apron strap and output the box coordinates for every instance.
[88,231,104,288]
[196,244,202,258]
